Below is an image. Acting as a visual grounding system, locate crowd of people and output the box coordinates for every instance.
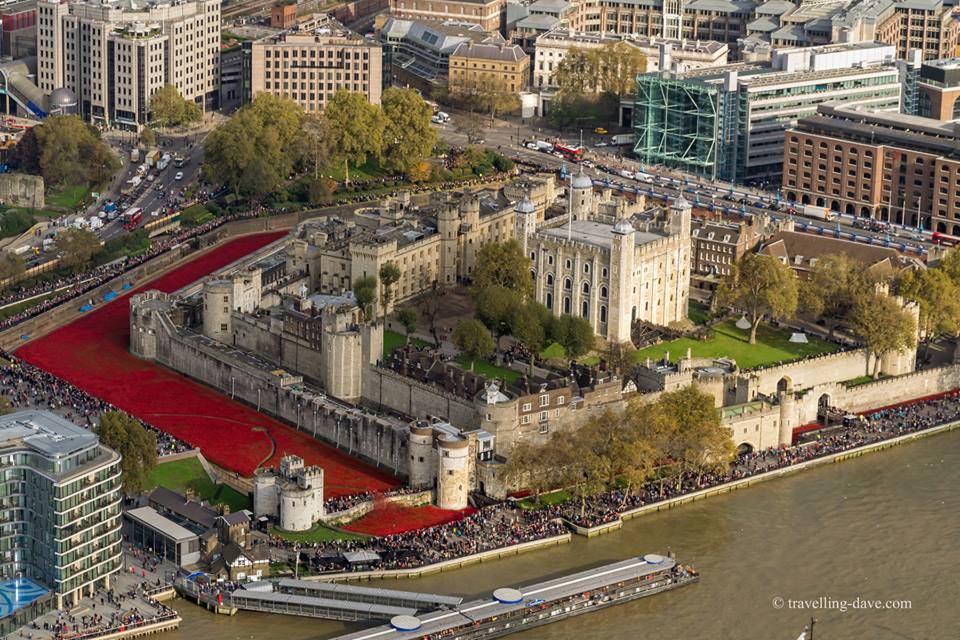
[0,350,190,457]
[268,391,960,571]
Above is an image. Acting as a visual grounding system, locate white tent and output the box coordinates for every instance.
[789,332,809,344]
[735,316,751,330]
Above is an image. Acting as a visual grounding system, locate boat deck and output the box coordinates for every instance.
[333,554,697,640]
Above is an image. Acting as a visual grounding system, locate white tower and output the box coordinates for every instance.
[436,435,470,510]
[513,196,537,256]
[608,218,636,343]
[570,167,593,220]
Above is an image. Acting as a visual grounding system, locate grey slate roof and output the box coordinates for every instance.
[149,486,218,529]
[754,0,796,15]
[747,16,780,31]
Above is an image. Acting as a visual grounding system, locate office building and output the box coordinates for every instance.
[634,42,903,184]
[1,0,36,58]
[378,17,485,93]
[917,57,960,121]
[388,0,506,32]
[244,21,382,111]
[448,36,528,94]
[0,410,122,609]
[35,0,220,129]
[781,103,960,231]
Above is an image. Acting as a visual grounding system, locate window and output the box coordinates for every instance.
[564,278,572,290]
[565,259,572,269]
[522,415,531,424]
[582,282,590,295]
[539,411,548,422]
[522,403,532,412]
[558,395,565,405]
[539,423,549,434]
[539,395,549,407]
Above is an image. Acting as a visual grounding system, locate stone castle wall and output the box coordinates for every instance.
[144,312,409,476]
[0,173,44,209]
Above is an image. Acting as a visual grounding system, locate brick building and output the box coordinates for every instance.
[781,103,960,232]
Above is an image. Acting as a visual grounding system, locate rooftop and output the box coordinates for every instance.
[0,410,98,458]
[125,506,198,542]
[538,220,665,250]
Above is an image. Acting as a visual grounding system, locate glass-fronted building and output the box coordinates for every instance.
[0,410,122,609]
[634,42,904,185]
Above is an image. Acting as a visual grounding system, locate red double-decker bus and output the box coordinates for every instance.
[554,144,583,162]
[122,207,143,231]
[932,232,960,246]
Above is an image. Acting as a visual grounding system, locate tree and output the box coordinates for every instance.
[381,88,437,173]
[352,276,377,323]
[150,84,202,128]
[589,409,656,501]
[510,302,547,351]
[898,268,960,341]
[378,262,401,324]
[0,252,26,286]
[55,228,101,268]
[472,240,533,300]
[324,90,386,185]
[553,48,597,96]
[552,314,595,359]
[22,115,119,187]
[0,395,14,415]
[452,319,494,370]
[553,428,610,519]
[851,292,917,378]
[96,411,157,495]
[657,386,734,485]
[394,307,418,344]
[475,285,520,362]
[593,42,647,97]
[456,117,485,145]
[501,440,554,503]
[799,253,870,335]
[604,340,637,374]
[418,284,446,346]
[204,93,305,198]
[303,113,332,180]
[306,176,338,203]
[139,126,156,148]
[716,253,798,344]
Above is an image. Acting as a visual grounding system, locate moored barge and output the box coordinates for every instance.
[331,554,699,640]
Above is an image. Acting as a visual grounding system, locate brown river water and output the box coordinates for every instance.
[168,429,960,640]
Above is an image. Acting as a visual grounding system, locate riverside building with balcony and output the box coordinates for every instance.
[0,411,122,610]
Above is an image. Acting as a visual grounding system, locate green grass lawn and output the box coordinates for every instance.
[46,184,89,209]
[540,342,566,360]
[269,524,368,543]
[455,356,521,383]
[383,329,430,358]
[518,490,572,510]
[633,320,839,370]
[146,457,251,513]
[0,293,57,322]
[688,301,711,326]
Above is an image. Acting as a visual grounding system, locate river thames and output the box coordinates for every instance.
[169,428,960,640]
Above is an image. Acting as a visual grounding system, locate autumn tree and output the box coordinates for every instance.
[324,90,386,185]
[55,228,102,268]
[96,411,157,495]
[139,126,156,149]
[851,292,917,378]
[417,284,446,347]
[553,48,596,95]
[0,395,14,415]
[303,113,332,180]
[657,386,734,485]
[717,253,798,344]
[150,84,202,128]
[352,276,377,323]
[204,94,305,198]
[394,307,418,344]
[593,41,647,97]
[799,253,871,335]
[378,262,401,324]
[0,253,26,287]
[453,319,495,370]
[898,268,960,341]
[474,285,518,360]
[501,439,554,503]
[472,240,534,300]
[19,115,119,187]
[381,88,436,173]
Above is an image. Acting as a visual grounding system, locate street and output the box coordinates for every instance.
[432,113,932,256]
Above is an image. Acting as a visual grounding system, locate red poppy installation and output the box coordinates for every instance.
[16,232,400,497]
